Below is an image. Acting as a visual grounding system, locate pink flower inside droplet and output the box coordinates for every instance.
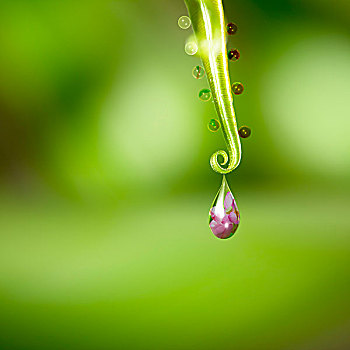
[209,191,240,239]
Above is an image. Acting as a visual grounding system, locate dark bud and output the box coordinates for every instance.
[232,82,244,95]
[239,126,251,138]
[227,22,238,35]
[228,49,240,61]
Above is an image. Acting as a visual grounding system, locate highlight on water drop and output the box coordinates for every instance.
[192,65,205,79]
[208,119,221,132]
[239,126,251,138]
[228,49,240,61]
[232,82,244,95]
[185,41,198,56]
[178,16,191,29]
[199,88,212,101]
[209,176,240,239]
[227,22,238,35]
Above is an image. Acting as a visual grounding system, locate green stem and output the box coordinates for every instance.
[184,0,241,174]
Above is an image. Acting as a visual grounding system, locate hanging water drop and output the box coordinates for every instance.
[208,119,220,132]
[199,88,212,101]
[192,65,205,79]
[209,176,240,239]
[178,16,191,29]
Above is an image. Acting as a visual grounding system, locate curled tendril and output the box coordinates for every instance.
[211,150,231,174]
[184,0,242,174]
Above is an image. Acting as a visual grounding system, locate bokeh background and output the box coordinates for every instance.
[0,0,349,349]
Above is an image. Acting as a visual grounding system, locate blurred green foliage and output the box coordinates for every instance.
[0,0,349,349]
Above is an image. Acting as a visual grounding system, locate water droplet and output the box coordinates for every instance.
[232,82,244,95]
[192,65,205,79]
[209,176,240,239]
[227,22,238,35]
[239,126,251,138]
[185,41,198,55]
[228,49,240,61]
[208,119,220,132]
[199,88,212,101]
[178,16,191,29]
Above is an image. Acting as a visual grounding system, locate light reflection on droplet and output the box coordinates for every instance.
[199,88,212,101]
[192,65,205,79]
[178,16,191,30]
[185,41,198,56]
[208,119,220,132]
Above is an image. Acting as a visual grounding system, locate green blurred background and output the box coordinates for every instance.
[0,0,349,349]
